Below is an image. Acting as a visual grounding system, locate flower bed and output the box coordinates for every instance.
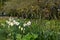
[0,18,60,40]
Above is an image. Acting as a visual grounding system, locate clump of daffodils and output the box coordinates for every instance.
[23,21,31,27]
[6,17,20,26]
[6,17,32,33]
[18,21,31,31]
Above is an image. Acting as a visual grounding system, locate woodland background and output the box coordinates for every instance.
[0,0,60,19]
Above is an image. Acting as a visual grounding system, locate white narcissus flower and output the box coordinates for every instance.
[15,22,20,26]
[9,22,14,26]
[13,20,16,23]
[6,17,20,26]
[19,26,21,29]
[6,20,14,26]
[27,21,31,26]
[21,27,23,31]
[23,21,31,27]
[13,20,20,26]
[23,23,27,27]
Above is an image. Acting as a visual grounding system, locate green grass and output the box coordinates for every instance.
[0,18,60,31]
[0,18,60,40]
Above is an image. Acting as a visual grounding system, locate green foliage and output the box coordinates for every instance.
[16,33,38,40]
[0,18,60,40]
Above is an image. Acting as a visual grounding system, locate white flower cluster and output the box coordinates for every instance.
[18,21,31,30]
[6,17,31,33]
[23,21,31,27]
[6,17,20,26]
[18,26,25,33]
